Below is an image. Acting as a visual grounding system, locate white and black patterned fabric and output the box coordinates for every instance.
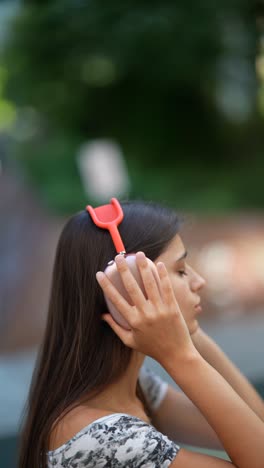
[47,366,180,467]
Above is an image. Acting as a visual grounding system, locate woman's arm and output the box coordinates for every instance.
[147,325,264,449]
[150,384,224,449]
[162,350,264,468]
[191,327,264,420]
[148,326,264,450]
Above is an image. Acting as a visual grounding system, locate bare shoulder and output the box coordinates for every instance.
[170,448,233,467]
[49,405,114,451]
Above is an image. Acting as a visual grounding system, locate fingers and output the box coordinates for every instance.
[136,252,162,306]
[114,255,147,309]
[96,271,133,324]
[102,313,133,347]
[156,262,180,312]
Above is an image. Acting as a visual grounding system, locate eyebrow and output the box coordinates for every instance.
[175,251,188,262]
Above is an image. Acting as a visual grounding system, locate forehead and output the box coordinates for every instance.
[156,234,185,263]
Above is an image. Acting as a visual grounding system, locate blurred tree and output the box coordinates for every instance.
[2,0,264,213]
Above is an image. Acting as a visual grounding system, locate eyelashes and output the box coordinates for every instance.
[178,270,188,277]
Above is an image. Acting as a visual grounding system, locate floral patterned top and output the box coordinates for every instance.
[47,366,180,467]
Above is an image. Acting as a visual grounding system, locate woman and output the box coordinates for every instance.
[19,200,264,467]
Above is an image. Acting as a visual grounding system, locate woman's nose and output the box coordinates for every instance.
[187,265,206,291]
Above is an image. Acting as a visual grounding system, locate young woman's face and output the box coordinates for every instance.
[154,234,206,335]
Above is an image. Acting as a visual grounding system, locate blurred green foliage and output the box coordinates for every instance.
[2,0,264,213]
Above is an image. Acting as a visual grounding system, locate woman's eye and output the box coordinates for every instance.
[178,270,187,277]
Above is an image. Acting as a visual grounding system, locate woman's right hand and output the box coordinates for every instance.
[96,251,198,367]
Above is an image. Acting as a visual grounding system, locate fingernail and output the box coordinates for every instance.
[115,254,125,264]
[157,262,165,271]
[96,271,104,281]
[136,251,145,260]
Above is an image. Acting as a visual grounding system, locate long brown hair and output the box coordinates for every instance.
[18,200,181,467]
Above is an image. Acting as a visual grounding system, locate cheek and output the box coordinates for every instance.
[169,276,194,321]
[170,277,189,310]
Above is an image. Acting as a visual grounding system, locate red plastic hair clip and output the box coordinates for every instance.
[86,198,126,254]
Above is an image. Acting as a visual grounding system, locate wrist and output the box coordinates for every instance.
[160,347,202,378]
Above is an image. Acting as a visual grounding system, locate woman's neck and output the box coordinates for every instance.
[49,353,149,450]
[84,352,146,411]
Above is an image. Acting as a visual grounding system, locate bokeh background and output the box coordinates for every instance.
[1,0,264,465]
